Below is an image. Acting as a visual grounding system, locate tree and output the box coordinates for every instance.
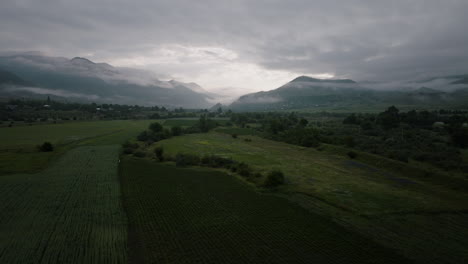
[198,115,217,132]
[377,106,400,129]
[450,127,468,148]
[264,170,285,187]
[150,113,161,119]
[347,151,357,159]
[299,118,309,127]
[149,122,163,133]
[38,142,53,152]
[175,153,200,167]
[171,126,183,136]
[343,114,359,125]
[154,146,164,161]
[137,131,149,141]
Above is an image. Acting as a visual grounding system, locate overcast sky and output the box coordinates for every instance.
[1,0,468,94]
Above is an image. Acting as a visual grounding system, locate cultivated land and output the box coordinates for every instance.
[149,130,468,264]
[0,120,153,175]
[0,145,127,264]
[121,158,410,264]
[1,118,467,263]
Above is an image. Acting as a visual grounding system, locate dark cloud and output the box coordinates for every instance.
[1,0,467,91]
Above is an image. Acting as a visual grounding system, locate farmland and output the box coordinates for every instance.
[0,120,154,175]
[0,145,127,263]
[0,117,467,263]
[148,131,468,263]
[121,157,410,264]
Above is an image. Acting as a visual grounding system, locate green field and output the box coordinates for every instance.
[121,157,409,264]
[0,145,127,263]
[0,120,153,175]
[1,118,467,263]
[150,131,468,263]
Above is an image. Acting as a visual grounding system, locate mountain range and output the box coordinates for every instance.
[229,75,468,111]
[1,53,467,111]
[0,54,213,108]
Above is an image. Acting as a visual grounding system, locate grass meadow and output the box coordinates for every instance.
[0,120,154,175]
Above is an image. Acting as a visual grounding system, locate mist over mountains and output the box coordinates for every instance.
[230,75,468,111]
[0,53,213,108]
[1,53,467,111]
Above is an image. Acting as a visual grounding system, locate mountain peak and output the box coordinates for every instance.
[290,75,356,84]
[71,57,95,64]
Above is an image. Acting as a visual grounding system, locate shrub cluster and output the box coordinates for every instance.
[201,154,235,168]
[264,170,285,187]
[122,141,139,154]
[38,142,54,152]
[347,151,357,159]
[173,152,285,187]
[154,146,164,161]
[137,116,219,145]
[175,153,200,167]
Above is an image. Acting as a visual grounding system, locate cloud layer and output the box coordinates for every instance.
[1,0,468,93]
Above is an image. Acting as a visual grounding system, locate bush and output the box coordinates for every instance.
[122,141,139,155]
[171,126,183,136]
[123,147,135,154]
[264,170,285,187]
[133,151,146,158]
[200,155,234,168]
[236,162,252,177]
[300,136,320,148]
[148,131,165,142]
[123,140,139,149]
[347,151,358,159]
[137,131,149,141]
[175,153,200,167]
[38,142,54,152]
[149,122,163,133]
[154,146,164,161]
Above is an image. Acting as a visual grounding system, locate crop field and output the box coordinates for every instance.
[0,120,154,175]
[0,145,127,264]
[153,131,468,263]
[1,118,466,263]
[121,157,410,264]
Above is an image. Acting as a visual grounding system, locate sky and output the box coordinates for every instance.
[1,0,468,95]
